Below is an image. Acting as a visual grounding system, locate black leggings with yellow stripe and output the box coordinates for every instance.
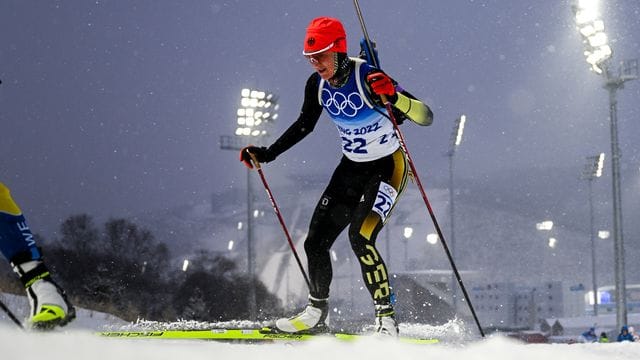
[304,148,408,305]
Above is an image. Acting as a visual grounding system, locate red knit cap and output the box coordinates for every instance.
[303,17,347,56]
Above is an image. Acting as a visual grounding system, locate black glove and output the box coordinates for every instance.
[239,145,276,169]
[390,107,406,125]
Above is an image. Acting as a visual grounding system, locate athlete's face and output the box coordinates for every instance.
[305,50,336,80]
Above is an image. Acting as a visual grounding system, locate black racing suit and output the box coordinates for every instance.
[265,60,432,306]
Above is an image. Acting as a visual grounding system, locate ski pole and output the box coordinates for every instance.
[383,97,485,338]
[248,153,312,292]
[353,0,378,69]
[352,0,485,338]
[0,296,24,330]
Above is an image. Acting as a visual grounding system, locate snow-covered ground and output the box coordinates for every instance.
[2,293,639,360]
[2,322,639,360]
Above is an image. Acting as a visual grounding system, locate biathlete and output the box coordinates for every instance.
[240,17,433,336]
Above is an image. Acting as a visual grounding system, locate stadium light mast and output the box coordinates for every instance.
[572,0,638,330]
[582,153,605,316]
[447,114,466,310]
[220,88,278,321]
[403,226,413,271]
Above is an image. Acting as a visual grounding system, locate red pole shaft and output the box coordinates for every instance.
[381,96,485,338]
[249,154,312,291]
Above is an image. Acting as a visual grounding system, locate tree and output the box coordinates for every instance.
[59,214,100,254]
[45,214,174,320]
[172,251,282,321]
[103,218,162,265]
[41,214,281,322]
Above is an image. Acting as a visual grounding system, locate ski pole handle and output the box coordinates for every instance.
[380,94,390,105]
[248,151,262,170]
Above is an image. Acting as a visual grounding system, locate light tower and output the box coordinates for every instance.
[572,0,638,329]
[220,88,278,321]
[582,153,605,316]
[447,114,466,310]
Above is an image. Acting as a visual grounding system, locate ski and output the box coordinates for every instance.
[98,327,439,344]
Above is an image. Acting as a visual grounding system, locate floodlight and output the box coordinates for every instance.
[573,0,611,72]
[536,220,554,231]
[454,115,466,146]
[593,19,604,31]
[448,115,467,155]
[579,25,594,37]
[235,88,279,137]
[596,153,605,177]
[574,0,600,25]
[587,32,608,48]
[584,153,605,179]
[426,233,439,245]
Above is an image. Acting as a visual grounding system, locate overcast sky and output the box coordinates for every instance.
[1,0,639,237]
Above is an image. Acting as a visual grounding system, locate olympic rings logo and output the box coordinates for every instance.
[321,88,364,117]
[382,185,397,198]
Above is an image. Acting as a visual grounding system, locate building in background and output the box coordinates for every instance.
[471,281,585,330]
[594,284,640,315]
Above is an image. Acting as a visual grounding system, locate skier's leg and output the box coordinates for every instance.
[0,182,36,261]
[0,182,75,330]
[305,194,355,300]
[348,149,408,335]
[276,160,358,333]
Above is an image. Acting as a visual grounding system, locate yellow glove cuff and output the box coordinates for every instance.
[393,93,433,126]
